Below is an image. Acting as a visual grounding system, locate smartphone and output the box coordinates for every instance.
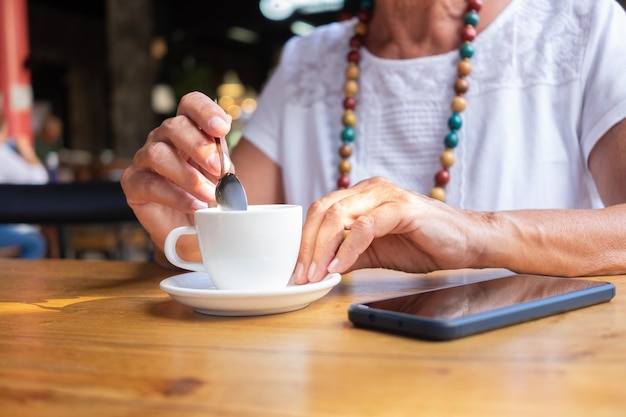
[348,274,615,341]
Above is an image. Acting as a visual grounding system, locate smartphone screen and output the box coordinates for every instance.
[348,274,615,340]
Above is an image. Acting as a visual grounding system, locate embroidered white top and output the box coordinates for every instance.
[242,0,626,212]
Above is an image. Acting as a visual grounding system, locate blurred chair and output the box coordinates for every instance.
[0,181,150,259]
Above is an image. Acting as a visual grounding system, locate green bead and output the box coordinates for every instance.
[341,126,356,143]
[444,131,459,148]
[460,43,474,59]
[448,113,463,130]
[465,11,479,26]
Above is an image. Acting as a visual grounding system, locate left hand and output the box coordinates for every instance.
[293,177,490,283]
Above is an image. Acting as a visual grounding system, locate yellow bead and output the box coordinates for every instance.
[345,63,360,80]
[339,159,352,174]
[430,187,446,201]
[342,109,356,126]
[451,96,466,113]
[440,149,455,168]
[354,22,367,36]
[457,59,472,77]
[344,79,359,97]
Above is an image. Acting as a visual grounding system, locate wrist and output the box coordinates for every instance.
[471,211,517,270]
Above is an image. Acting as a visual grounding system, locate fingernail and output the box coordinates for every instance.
[208,117,229,133]
[292,262,305,284]
[190,199,208,210]
[328,257,339,272]
[307,262,317,281]
[207,150,221,171]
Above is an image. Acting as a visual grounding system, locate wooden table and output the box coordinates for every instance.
[1,259,625,416]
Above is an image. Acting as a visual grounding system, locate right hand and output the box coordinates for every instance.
[121,92,232,266]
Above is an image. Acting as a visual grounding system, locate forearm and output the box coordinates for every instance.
[478,205,626,276]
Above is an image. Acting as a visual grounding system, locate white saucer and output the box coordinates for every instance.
[159,272,342,316]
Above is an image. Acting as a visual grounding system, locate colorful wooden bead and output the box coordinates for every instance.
[337,174,350,189]
[344,80,359,96]
[448,113,463,130]
[354,22,368,36]
[343,96,356,110]
[339,144,353,158]
[339,159,352,174]
[444,131,459,148]
[468,0,483,12]
[341,126,356,143]
[347,50,360,63]
[435,169,450,186]
[441,149,456,168]
[457,59,472,77]
[342,109,356,126]
[460,42,474,59]
[430,187,446,201]
[345,63,360,80]
[465,11,479,26]
[454,78,469,94]
[451,96,467,113]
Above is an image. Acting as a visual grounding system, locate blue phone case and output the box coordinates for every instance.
[348,276,615,341]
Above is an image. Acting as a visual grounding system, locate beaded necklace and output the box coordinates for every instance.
[338,0,482,202]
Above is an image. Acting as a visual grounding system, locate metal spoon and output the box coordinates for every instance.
[214,136,248,211]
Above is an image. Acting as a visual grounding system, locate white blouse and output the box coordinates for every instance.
[243,0,626,212]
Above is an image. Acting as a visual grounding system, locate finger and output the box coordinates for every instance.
[176,91,231,137]
[305,200,352,283]
[156,116,223,178]
[294,188,355,284]
[133,137,216,204]
[299,185,389,283]
[121,167,209,213]
[328,203,406,274]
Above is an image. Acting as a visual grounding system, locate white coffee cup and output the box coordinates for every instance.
[164,204,302,291]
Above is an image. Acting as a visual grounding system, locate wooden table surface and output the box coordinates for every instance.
[1,259,625,417]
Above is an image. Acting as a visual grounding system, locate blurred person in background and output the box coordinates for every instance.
[35,114,63,181]
[0,113,48,258]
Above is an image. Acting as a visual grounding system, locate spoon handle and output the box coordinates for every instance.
[214,136,226,178]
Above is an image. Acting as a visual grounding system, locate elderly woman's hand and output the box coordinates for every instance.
[293,177,490,283]
[121,92,232,266]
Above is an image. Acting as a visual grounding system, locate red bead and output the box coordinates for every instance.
[347,50,360,64]
[337,174,350,189]
[350,35,363,49]
[468,0,483,12]
[461,25,477,42]
[343,96,356,110]
[435,169,450,187]
[357,9,371,23]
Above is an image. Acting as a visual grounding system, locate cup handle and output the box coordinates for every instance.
[164,226,205,272]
